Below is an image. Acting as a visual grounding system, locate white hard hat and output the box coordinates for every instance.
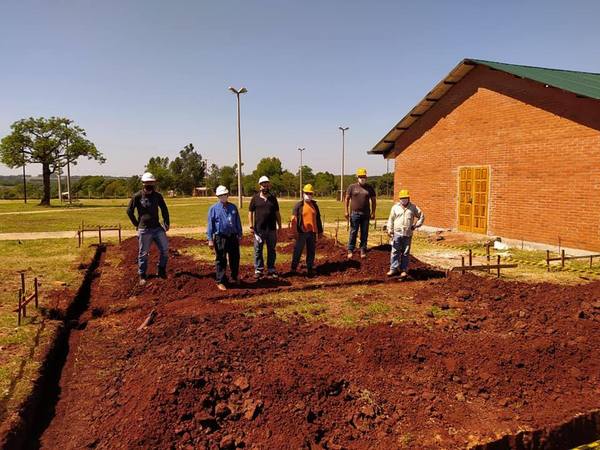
[141,172,156,183]
[216,185,229,196]
[258,176,270,184]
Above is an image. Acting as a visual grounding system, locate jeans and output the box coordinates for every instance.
[254,229,277,273]
[138,227,168,276]
[292,232,316,270]
[214,234,240,283]
[348,212,370,252]
[390,234,412,272]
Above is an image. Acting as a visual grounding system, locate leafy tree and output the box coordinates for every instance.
[375,172,394,196]
[0,117,104,205]
[169,143,206,195]
[126,175,142,195]
[145,156,174,191]
[296,165,315,188]
[219,165,237,192]
[205,164,221,191]
[253,157,283,179]
[314,171,336,196]
[279,171,298,197]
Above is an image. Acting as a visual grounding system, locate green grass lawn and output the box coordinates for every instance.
[0,197,395,233]
[0,239,94,420]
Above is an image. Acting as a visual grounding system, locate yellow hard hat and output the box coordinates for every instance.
[356,168,367,177]
[303,184,314,194]
[398,189,410,198]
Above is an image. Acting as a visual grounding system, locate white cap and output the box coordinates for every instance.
[258,176,270,184]
[141,172,156,183]
[216,185,229,196]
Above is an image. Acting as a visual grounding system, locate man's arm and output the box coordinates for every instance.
[158,194,170,231]
[276,211,282,229]
[386,206,395,235]
[207,207,214,246]
[235,206,243,238]
[344,188,351,218]
[126,196,139,228]
[248,211,254,230]
[414,205,425,228]
[370,195,377,220]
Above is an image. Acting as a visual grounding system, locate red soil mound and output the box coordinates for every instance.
[37,234,600,450]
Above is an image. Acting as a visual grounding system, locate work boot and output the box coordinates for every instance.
[399,271,408,279]
[307,268,316,278]
[139,274,147,286]
[217,283,227,291]
[289,266,298,275]
[347,251,353,260]
[268,271,279,279]
[158,267,167,279]
[254,271,263,280]
[230,278,240,286]
[360,249,367,259]
[386,269,399,277]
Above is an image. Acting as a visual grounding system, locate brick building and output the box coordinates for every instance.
[369,59,600,251]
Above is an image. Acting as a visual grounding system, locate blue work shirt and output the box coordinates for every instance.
[207,201,243,239]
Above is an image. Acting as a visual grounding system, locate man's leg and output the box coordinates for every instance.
[291,232,306,270]
[359,214,370,256]
[228,235,241,282]
[306,232,316,272]
[214,235,228,284]
[347,212,360,255]
[154,227,169,277]
[138,229,152,278]
[266,229,277,274]
[388,235,401,275]
[253,233,265,276]
[399,236,412,275]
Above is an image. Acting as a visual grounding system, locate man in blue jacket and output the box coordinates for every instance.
[207,185,243,290]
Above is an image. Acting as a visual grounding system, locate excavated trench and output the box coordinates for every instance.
[5,232,600,449]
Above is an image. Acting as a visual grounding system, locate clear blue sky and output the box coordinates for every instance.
[1,0,600,178]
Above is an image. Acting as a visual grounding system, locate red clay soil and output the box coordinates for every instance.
[36,233,600,450]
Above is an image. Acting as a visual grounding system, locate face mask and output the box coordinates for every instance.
[218,195,228,204]
[143,185,155,193]
[303,194,313,202]
[358,177,367,185]
[400,199,409,206]
[260,185,269,193]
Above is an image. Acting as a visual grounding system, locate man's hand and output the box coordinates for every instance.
[370,212,375,220]
[208,240,214,248]
[344,212,349,220]
[164,224,170,232]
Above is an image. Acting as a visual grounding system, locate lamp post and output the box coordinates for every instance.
[298,147,305,197]
[338,126,349,202]
[64,124,72,204]
[21,149,27,204]
[228,86,248,208]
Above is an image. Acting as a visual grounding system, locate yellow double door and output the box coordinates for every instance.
[458,167,489,234]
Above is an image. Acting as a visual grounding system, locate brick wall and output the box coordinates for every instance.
[391,65,600,251]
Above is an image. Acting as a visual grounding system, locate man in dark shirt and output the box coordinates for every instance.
[126,172,170,285]
[344,168,376,259]
[248,176,282,278]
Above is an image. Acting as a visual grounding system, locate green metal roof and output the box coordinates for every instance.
[369,59,600,156]
[469,59,600,100]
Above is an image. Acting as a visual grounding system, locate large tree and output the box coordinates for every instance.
[145,156,174,191]
[169,143,206,195]
[0,117,104,205]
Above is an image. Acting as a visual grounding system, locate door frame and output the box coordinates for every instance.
[456,165,491,234]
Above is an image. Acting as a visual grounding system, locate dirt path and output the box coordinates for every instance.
[30,233,600,449]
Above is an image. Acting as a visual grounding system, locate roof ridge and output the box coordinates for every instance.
[467,58,600,77]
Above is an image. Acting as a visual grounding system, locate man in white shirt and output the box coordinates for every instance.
[386,189,424,278]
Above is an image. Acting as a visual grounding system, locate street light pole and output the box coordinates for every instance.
[22,149,27,204]
[338,126,349,202]
[298,147,305,197]
[229,86,248,208]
